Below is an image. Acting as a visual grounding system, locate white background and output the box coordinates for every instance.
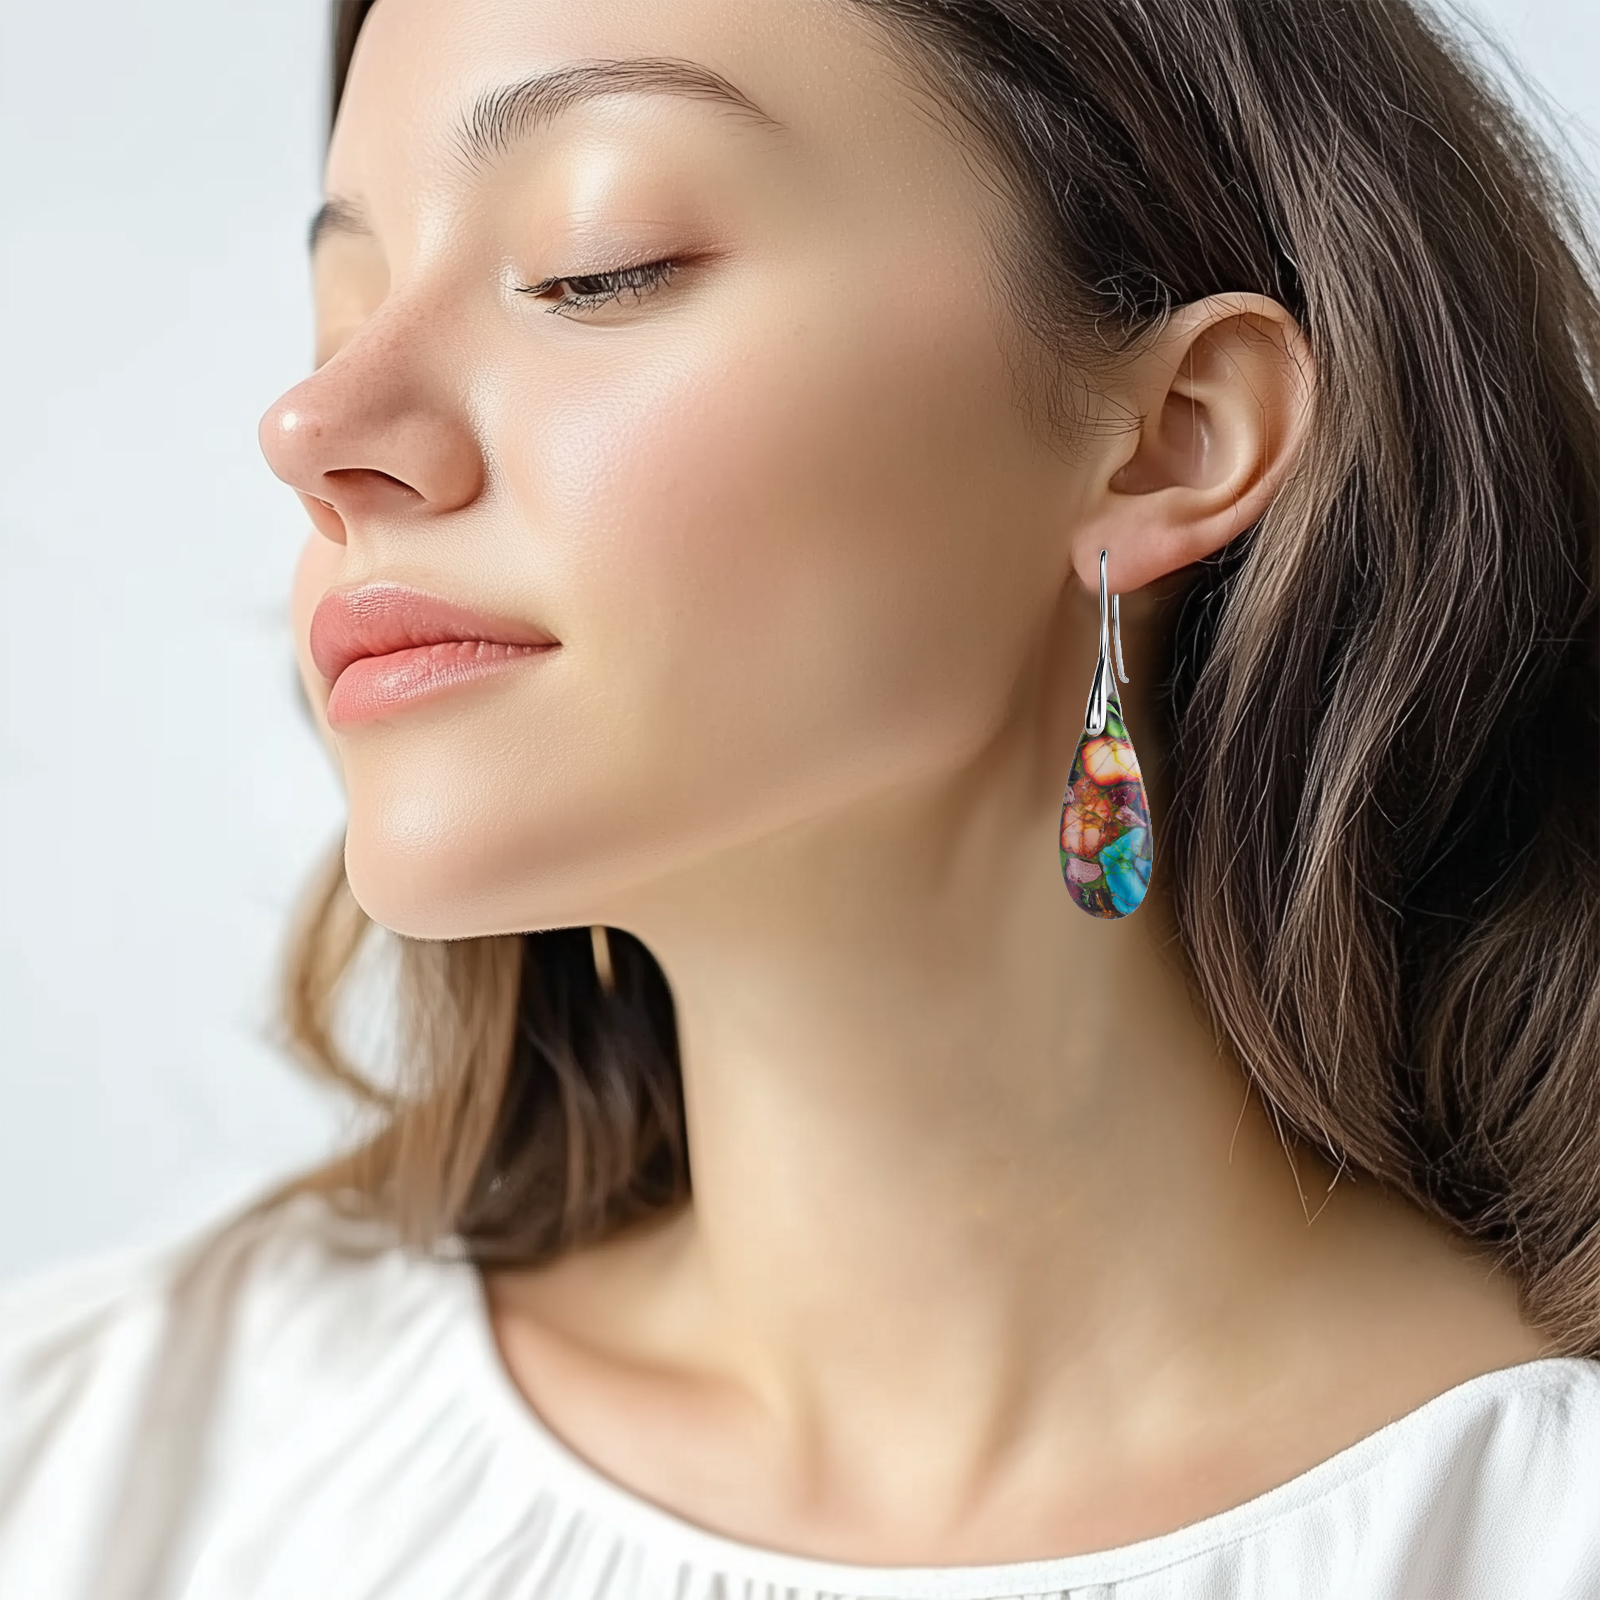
[1,0,1597,1284]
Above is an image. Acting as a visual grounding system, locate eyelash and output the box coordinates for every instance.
[516,259,679,315]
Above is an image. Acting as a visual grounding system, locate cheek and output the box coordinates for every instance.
[502,291,1057,811]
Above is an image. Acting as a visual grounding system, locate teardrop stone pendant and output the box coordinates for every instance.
[1059,688,1153,918]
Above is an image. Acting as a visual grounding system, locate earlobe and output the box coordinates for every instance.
[1074,293,1313,593]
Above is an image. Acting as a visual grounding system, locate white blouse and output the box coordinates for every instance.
[2,1190,1598,1600]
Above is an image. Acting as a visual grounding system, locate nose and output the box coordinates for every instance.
[259,306,484,544]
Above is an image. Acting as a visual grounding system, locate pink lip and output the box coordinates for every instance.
[310,583,559,727]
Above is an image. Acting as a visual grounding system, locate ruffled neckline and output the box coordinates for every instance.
[427,1225,1591,1598]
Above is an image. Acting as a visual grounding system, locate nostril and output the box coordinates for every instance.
[324,465,423,499]
[297,491,349,545]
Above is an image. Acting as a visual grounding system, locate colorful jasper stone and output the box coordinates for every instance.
[1059,695,1152,918]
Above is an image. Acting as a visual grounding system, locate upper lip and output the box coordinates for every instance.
[309,582,559,683]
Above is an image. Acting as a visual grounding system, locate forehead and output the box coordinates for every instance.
[332,0,961,193]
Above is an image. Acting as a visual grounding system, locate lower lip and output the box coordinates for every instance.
[326,640,556,727]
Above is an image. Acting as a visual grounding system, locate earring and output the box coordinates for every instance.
[1059,550,1153,918]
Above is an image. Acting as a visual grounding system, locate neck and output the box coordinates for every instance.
[614,676,1318,1440]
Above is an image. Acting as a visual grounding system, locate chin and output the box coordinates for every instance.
[342,814,542,942]
[340,787,650,942]
[343,834,483,942]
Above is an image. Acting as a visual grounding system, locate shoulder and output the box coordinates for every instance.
[1428,1357,1600,1519]
[0,1190,485,1597]
[1375,1355,1600,1495]
[0,1188,447,1412]
[1209,1358,1600,1597]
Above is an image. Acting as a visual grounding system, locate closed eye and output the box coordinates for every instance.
[516,259,679,316]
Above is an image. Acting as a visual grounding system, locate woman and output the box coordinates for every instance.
[3,0,1597,1594]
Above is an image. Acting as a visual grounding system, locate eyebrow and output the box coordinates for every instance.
[456,57,782,169]
[308,58,779,254]
[308,195,370,252]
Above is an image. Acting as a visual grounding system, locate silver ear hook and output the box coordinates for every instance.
[1085,549,1120,737]
[1113,592,1127,684]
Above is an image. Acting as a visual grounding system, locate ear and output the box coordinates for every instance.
[1072,293,1313,594]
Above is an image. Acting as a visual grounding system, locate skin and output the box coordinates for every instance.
[261,0,1545,1565]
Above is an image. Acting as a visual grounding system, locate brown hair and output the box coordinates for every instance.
[283,0,1600,1347]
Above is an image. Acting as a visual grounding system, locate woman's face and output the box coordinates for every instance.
[264,0,1090,938]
